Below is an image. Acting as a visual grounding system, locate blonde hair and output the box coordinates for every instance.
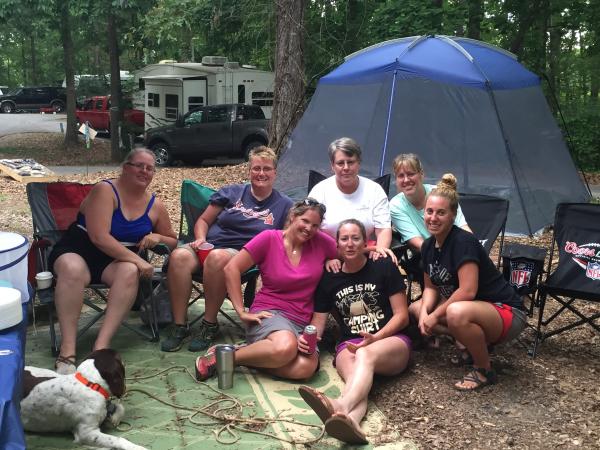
[122,147,156,167]
[249,146,278,168]
[392,153,423,175]
[429,173,459,214]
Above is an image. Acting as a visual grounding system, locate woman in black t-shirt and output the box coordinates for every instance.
[298,219,411,445]
[416,175,527,391]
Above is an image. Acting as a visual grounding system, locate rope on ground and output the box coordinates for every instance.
[125,365,325,445]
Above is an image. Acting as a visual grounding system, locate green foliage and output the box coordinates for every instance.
[561,104,600,171]
[0,0,598,163]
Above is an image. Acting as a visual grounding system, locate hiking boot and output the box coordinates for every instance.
[195,353,217,381]
[188,320,219,352]
[160,324,190,352]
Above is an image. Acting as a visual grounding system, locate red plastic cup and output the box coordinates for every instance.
[195,242,214,266]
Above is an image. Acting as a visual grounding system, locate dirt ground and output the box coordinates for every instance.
[2,133,600,450]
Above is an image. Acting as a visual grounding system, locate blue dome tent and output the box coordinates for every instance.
[275,35,590,235]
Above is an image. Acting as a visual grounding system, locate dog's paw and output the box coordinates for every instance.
[105,400,125,427]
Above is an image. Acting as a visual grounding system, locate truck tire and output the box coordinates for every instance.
[51,101,65,113]
[151,142,173,167]
[243,140,265,160]
[1,102,15,113]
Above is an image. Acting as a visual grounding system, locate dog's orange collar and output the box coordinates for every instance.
[75,372,110,399]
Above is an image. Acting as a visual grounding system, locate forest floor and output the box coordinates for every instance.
[1,133,600,450]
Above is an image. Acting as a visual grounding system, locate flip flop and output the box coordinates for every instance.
[325,413,368,445]
[298,385,335,424]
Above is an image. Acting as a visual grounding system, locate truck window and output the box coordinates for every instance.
[203,106,229,123]
[188,96,204,112]
[148,93,160,108]
[237,85,246,104]
[83,99,94,111]
[251,91,274,106]
[184,109,203,126]
[95,99,103,110]
[165,94,178,119]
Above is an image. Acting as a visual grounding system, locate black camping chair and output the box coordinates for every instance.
[459,193,509,267]
[26,182,159,356]
[391,229,424,303]
[531,203,600,357]
[501,243,547,316]
[307,170,391,196]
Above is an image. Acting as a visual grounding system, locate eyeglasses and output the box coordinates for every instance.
[303,197,326,214]
[250,166,275,174]
[126,162,156,173]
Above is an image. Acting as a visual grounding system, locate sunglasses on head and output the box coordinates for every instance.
[303,197,326,214]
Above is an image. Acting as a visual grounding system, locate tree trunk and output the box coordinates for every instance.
[108,9,124,161]
[467,0,483,40]
[509,0,543,57]
[269,0,306,154]
[30,34,37,85]
[57,0,78,148]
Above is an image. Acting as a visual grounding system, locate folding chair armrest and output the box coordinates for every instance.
[149,243,172,256]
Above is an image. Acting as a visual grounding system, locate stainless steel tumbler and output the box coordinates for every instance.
[215,344,235,389]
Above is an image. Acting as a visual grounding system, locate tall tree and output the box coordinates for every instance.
[270,0,306,153]
[108,6,123,161]
[57,0,78,148]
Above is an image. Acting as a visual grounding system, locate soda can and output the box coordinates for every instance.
[301,325,317,355]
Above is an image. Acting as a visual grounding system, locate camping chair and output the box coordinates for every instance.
[501,243,547,316]
[391,229,424,303]
[170,179,259,329]
[458,193,509,267]
[530,203,600,357]
[307,170,391,196]
[26,182,159,356]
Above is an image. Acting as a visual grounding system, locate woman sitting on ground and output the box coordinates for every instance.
[194,198,337,381]
[390,153,470,252]
[308,137,395,260]
[298,219,411,445]
[49,148,178,374]
[415,174,527,391]
[161,146,292,353]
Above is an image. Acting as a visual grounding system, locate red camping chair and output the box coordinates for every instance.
[26,181,159,356]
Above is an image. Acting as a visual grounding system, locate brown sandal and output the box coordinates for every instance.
[298,385,335,424]
[325,413,368,445]
[55,355,76,375]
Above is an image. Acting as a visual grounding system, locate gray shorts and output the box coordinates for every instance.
[245,310,305,344]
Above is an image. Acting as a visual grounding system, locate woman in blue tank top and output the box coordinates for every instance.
[49,148,177,374]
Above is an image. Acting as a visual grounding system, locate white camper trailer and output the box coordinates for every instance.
[135,57,274,130]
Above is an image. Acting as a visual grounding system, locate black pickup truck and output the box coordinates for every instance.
[144,103,269,166]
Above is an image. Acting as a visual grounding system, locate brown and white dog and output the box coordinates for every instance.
[21,349,147,450]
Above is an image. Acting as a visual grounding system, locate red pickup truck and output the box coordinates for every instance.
[76,96,144,132]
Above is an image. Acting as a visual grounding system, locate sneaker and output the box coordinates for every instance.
[160,324,191,352]
[188,320,219,352]
[195,353,217,381]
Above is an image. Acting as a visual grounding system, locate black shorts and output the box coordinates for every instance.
[48,223,134,284]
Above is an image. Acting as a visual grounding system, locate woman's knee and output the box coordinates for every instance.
[169,247,197,272]
[54,254,90,285]
[446,302,470,328]
[269,335,298,364]
[203,249,234,272]
[112,262,139,285]
[288,356,319,380]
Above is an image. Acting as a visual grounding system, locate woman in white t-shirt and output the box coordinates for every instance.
[308,137,394,259]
